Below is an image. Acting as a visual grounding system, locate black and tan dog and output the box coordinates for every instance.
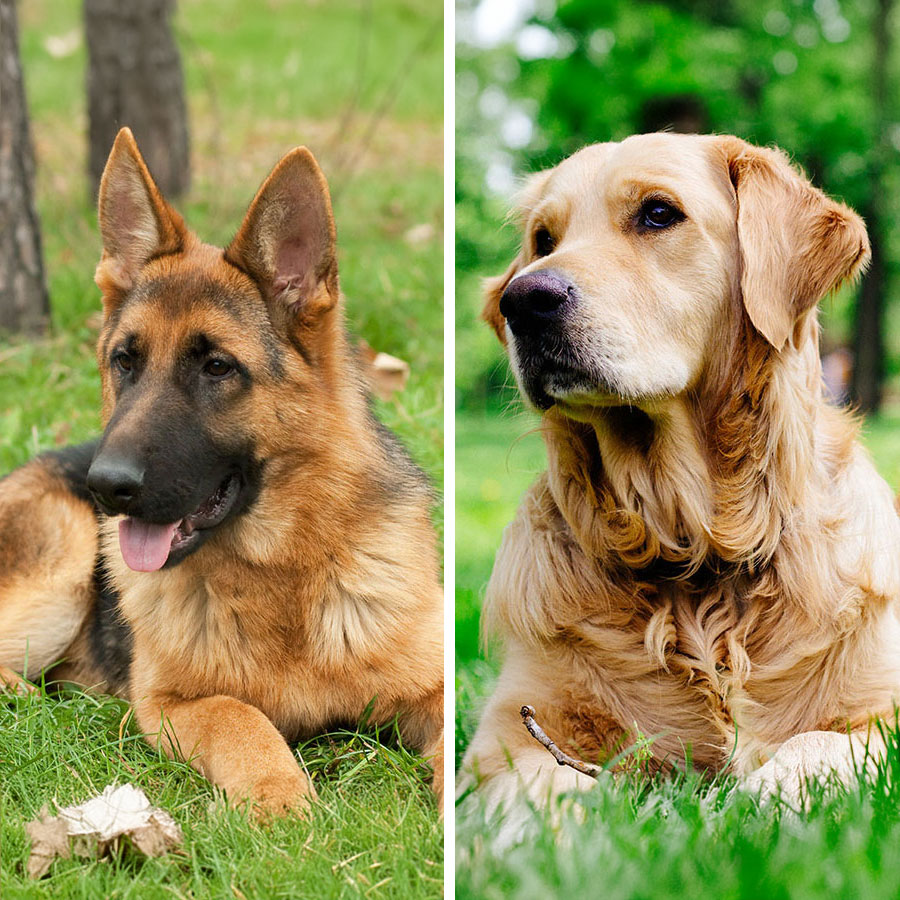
[0,128,443,816]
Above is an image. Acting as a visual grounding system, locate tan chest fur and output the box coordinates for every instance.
[487,461,900,774]
[101,516,442,740]
[549,590,900,772]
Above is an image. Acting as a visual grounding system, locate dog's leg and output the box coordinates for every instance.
[458,744,597,852]
[397,685,444,807]
[133,693,316,819]
[459,685,598,849]
[0,455,98,685]
[0,664,38,694]
[741,728,886,806]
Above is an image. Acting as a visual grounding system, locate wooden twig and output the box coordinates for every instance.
[520,705,603,778]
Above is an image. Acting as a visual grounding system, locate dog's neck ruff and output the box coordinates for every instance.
[542,320,823,582]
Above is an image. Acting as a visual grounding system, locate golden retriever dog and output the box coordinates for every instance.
[460,132,900,839]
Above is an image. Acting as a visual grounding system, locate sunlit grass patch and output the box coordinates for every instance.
[456,716,900,900]
[1,687,441,897]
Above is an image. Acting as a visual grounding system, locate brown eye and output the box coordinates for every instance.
[534,226,555,257]
[203,359,233,379]
[638,199,684,230]
[114,352,133,373]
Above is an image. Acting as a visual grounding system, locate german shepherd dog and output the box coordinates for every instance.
[0,128,443,817]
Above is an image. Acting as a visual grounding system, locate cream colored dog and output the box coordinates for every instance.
[461,133,900,840]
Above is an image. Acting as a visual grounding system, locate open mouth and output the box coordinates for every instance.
[117,473,241,572]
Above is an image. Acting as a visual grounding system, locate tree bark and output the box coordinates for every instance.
[852,226,885,412]
[84,0,190,198]
[851,0,892,413]
[0,0,50,335]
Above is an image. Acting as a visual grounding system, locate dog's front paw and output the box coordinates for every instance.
[742,755,791,805]
[741,730,872,807]
[0,666,38,696]
[236,770,317,822]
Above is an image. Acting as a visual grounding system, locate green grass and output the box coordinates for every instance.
[457,731,900,900]
[1,0,442,894]
[455,405,900,897]
[455,407,544,667]
[1,689,441,899]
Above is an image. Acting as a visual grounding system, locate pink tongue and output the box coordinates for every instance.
[119,518,180,572]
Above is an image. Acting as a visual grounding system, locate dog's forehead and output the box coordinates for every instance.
[106,246,278,363]
[112,247,276,341]
[129,247,264,319]
[543,134,728,207]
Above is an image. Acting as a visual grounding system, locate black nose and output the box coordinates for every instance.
[498,270,573,336]
[86,454,145,515]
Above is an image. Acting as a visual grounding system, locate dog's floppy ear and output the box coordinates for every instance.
[482,252,525,344]
[482,168,554,344]
[95,127,187,305]
[225,147,338,324]
[718,136,869,350]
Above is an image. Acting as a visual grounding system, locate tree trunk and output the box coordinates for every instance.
[84,0,190,198]
[852,225,885,412]
[851,0,892,413]
[0,0,50,335]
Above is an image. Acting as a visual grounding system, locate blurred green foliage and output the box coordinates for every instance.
[456,0,900,413]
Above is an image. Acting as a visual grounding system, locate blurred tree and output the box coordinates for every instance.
[0,0,50,335]
[84,0,190,197]
[852,0,893,412]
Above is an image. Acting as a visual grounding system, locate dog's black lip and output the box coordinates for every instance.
[166,473,241,551]
[183,472,242,532]
[516,349,589,411]
[519,368,558,411]
[515,342,629,412]
[130,472,242,568]
[529,387,555,410]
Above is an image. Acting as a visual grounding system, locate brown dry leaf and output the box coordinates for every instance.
[25,811,70,879]
[357,340,410,401]
[25,785,183,878]
[129,815,183,857]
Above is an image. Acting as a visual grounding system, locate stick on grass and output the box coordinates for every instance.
[520,705,603,778]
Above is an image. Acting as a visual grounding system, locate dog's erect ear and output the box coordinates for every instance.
[225,147,338,323]
[718,136,869,350]
[95,127,186,303]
